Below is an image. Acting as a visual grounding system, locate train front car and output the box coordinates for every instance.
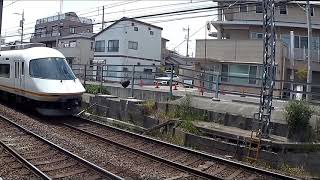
[24,47,85,116]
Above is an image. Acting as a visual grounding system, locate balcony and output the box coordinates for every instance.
[294,48,320,63]
[196,39,287,64]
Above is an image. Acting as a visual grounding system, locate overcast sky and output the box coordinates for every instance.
[2,0,218,57]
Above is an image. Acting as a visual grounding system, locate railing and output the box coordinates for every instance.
[70,64,320,102]
[294,48,320,63]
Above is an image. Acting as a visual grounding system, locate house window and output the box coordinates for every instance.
[144,69,152,74]
[69,27,75,34]
[229,64,249,84]
[300,36,308,49]
[221,64,259,84]
[131,23,135,26]
[221,64,229,82]
[41,28,46,37]
[69,40,76,47]
[128,41,138,50]
[311,6,314,16]
[249,66,258,84]
[294,36,300,48]
[95,40,105,52]
[108,40,119,52]
[239,4,248,13]
[279,4,287,15]
[134,27,138,31]
[52,25,58,37]
[0,64,10,78]
[90,42,94,50]
[256,3,263,13]
[251,32,264,39]
[150,31,154,35]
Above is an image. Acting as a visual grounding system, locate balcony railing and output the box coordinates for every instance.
[294,48,320,63]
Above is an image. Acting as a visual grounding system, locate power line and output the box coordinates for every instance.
[3,0,213,32]
[1,3,259,39]
[3,0,21,8]
[4,1,292,40]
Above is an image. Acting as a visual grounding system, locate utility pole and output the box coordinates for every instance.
[20,10,24,44]
[290,31,295,100]
[306,0,312,101]
[102,6,105,30]
[60,0,63,14]
[256,0,276,138]
[183,26,190,57]
[14,10,24,44]
[0,0,3,50]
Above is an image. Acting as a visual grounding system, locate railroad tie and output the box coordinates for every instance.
[225,169,243,180]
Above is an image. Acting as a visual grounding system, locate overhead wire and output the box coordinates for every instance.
[3,1,292,39]
[1,3,262,39]
[3,0,21,8]
[2,0,212,32]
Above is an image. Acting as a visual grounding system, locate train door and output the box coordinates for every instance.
[14,60,25,90]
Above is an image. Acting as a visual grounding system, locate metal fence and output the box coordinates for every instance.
[71,64,320,102]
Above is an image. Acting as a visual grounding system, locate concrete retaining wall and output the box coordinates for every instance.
[158,103,288,137]
[185,133,320,176]
[103,85,179,102]
[90,95,159,129]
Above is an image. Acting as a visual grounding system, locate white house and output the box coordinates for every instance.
[93,17,162,82]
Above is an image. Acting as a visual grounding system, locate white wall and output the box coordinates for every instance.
[94,19,162,65]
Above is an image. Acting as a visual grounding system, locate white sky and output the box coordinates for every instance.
[2,0,218,57]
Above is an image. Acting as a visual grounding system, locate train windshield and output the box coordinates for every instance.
[29,57,76,80]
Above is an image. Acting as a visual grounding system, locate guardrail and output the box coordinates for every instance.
[70,64,320,102]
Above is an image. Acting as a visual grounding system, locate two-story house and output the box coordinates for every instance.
[30,12,93,48]
[57,32,95,65]
[93,17,162,82]
[195,0,320,99]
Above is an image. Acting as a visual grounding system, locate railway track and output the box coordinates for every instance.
[0,115,122,180]
[0,144,41,179]
[64,116,299,180]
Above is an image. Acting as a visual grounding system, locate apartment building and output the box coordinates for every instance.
[30,12,93,48]
[93,17,162,82]
[195,0,320,98]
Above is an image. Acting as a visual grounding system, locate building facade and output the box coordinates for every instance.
[57,32,94,65]
[195,0,320,99]
[93,17,162,82]
[30,12,93,48]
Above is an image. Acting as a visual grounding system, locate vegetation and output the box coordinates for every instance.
[296,68,307,81]
[280,164,310,178]
[85,84,110,95]
[285,100,314,142]
[148,131,184,146]
[142,99,157,115]
[170,95,206,134]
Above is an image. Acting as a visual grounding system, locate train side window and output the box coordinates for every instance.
[0,64,10,78]
[21,62,24,75]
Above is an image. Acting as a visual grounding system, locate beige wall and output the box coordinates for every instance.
[58,38,94,64]
[195,39,287,65]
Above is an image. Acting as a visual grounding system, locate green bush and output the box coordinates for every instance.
[85,84,110,95]
[143,100,157,115]
[285,100,314,142]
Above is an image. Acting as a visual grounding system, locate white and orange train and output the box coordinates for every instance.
[0,43,85,116]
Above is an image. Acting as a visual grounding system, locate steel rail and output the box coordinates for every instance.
[0,140,52,180]
[64,122,219,180]
[0,114,124,180]
[73,116,299,180]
